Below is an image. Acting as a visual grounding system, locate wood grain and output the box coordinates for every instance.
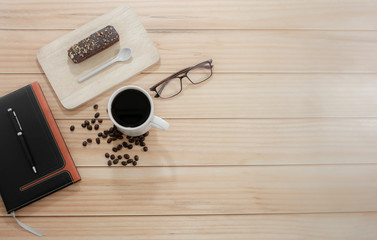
[2,0,377,30]
[2,73,377,119]
[1,165,377,216]
[1,213,377,239]
[2,30,377,74]
[58,119,377,166]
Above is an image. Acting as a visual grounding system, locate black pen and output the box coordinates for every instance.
[7,108,37,174]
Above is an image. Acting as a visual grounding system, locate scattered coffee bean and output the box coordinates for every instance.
[117,155,122,159]
[107,160,112,166]
[98,119,103,123]
[118,136,124,140]
[127,144,133,149]
[87,125,93,130]
[96,138,100,144]
[112,147,117,152]
[132,161,137,166]
[91,118,95,124]
[140,142,146,147]
[117,144,122,150]
[143,146,148,152]
[110,154,115,160]
[113,159,119,164]
[144,131,149,137]
[104,130,109,135]
[94,112,100,118]
[139,136,145,142]
[107,138,112,144]
[81,123,86,128]
[93,104,98,110]
[109,127,114,133]
[94,124,99,130]
[87,138,92,143]
[82,141,87,146]
[105,153,110,158]
[121,161,127,166]
[70,125,75,131]
[103,134,108,139]
[122,142,128,148]
[126,136,131,139]
[127,159,133,163]
[124,154,130,159]
[98,132,103,137]
[134,155,139,161]
[84,120,89,126]
[129,138,134,143]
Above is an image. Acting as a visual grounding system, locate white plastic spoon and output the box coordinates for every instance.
[78,48,132,83]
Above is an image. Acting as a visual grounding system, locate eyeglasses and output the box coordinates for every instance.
[150,59,213,98]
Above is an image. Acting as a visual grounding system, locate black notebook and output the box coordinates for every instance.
[0,82,80,214]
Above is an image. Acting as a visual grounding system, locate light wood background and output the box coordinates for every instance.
[1,0,377,239]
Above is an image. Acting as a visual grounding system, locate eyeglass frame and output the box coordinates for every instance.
[149,59,213,98]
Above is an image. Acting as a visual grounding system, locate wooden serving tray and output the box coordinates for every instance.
[37,5,159,109]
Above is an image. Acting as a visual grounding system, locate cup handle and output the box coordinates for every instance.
[150,116,169,130]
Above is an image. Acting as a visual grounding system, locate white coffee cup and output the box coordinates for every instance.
[108,85,169,136]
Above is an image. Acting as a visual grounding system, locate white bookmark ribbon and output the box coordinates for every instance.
[11,211,44,236]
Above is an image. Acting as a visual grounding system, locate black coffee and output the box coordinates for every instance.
[111,89,151,128]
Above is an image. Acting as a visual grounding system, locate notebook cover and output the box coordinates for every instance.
[0,82,80,214]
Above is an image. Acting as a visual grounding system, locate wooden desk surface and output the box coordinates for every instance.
[1,1,377,239]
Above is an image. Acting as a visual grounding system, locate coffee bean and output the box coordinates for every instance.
[91,118,95,124]
[124,154,130,159]
[103,134,108,139]
[135,141,139,146]
[105,153,110,158]
[98,119,103,123]
[140,142,146,147]
[134,155,139,161]
[87,138,92,143]
[104,130,109,135]
[127,159,133,163]
[129,138,134,143]
[82,141,87,146]
[110,154,115,160]
[109,127,114,133]
[94,124,99,130]
[84,120,89,126]
[126,136,131,139]
[121,161,127,166]
[81,123,86,128]
[117,144,122,150]
[143,131,149,137]
[87,125,93,130]
[107,138,112,144]
[132,161,137,166]
[128,144,133,149]
[112,147,117,152]
[70,125,75,131]
[111,137,117,141]
[143,146,148,152]
[94,112,100,118]
[122,142,128,148]
[93,104,98,110]
[118,136,124,140]
[117,155,122,159]
[96,138,100,144]
[113,159,119,164]
[98,132,103,137]
[107,160,112,166]
[139,136,145,142]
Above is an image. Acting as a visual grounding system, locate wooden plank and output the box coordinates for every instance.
[2,30,377,74]
[2,73,377,119]
[58,119,377,166]
[1,165,377,216]
[1,213,377,239]
[2,0,377,30]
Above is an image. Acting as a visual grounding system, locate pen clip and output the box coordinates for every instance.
[8,108,22,131]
